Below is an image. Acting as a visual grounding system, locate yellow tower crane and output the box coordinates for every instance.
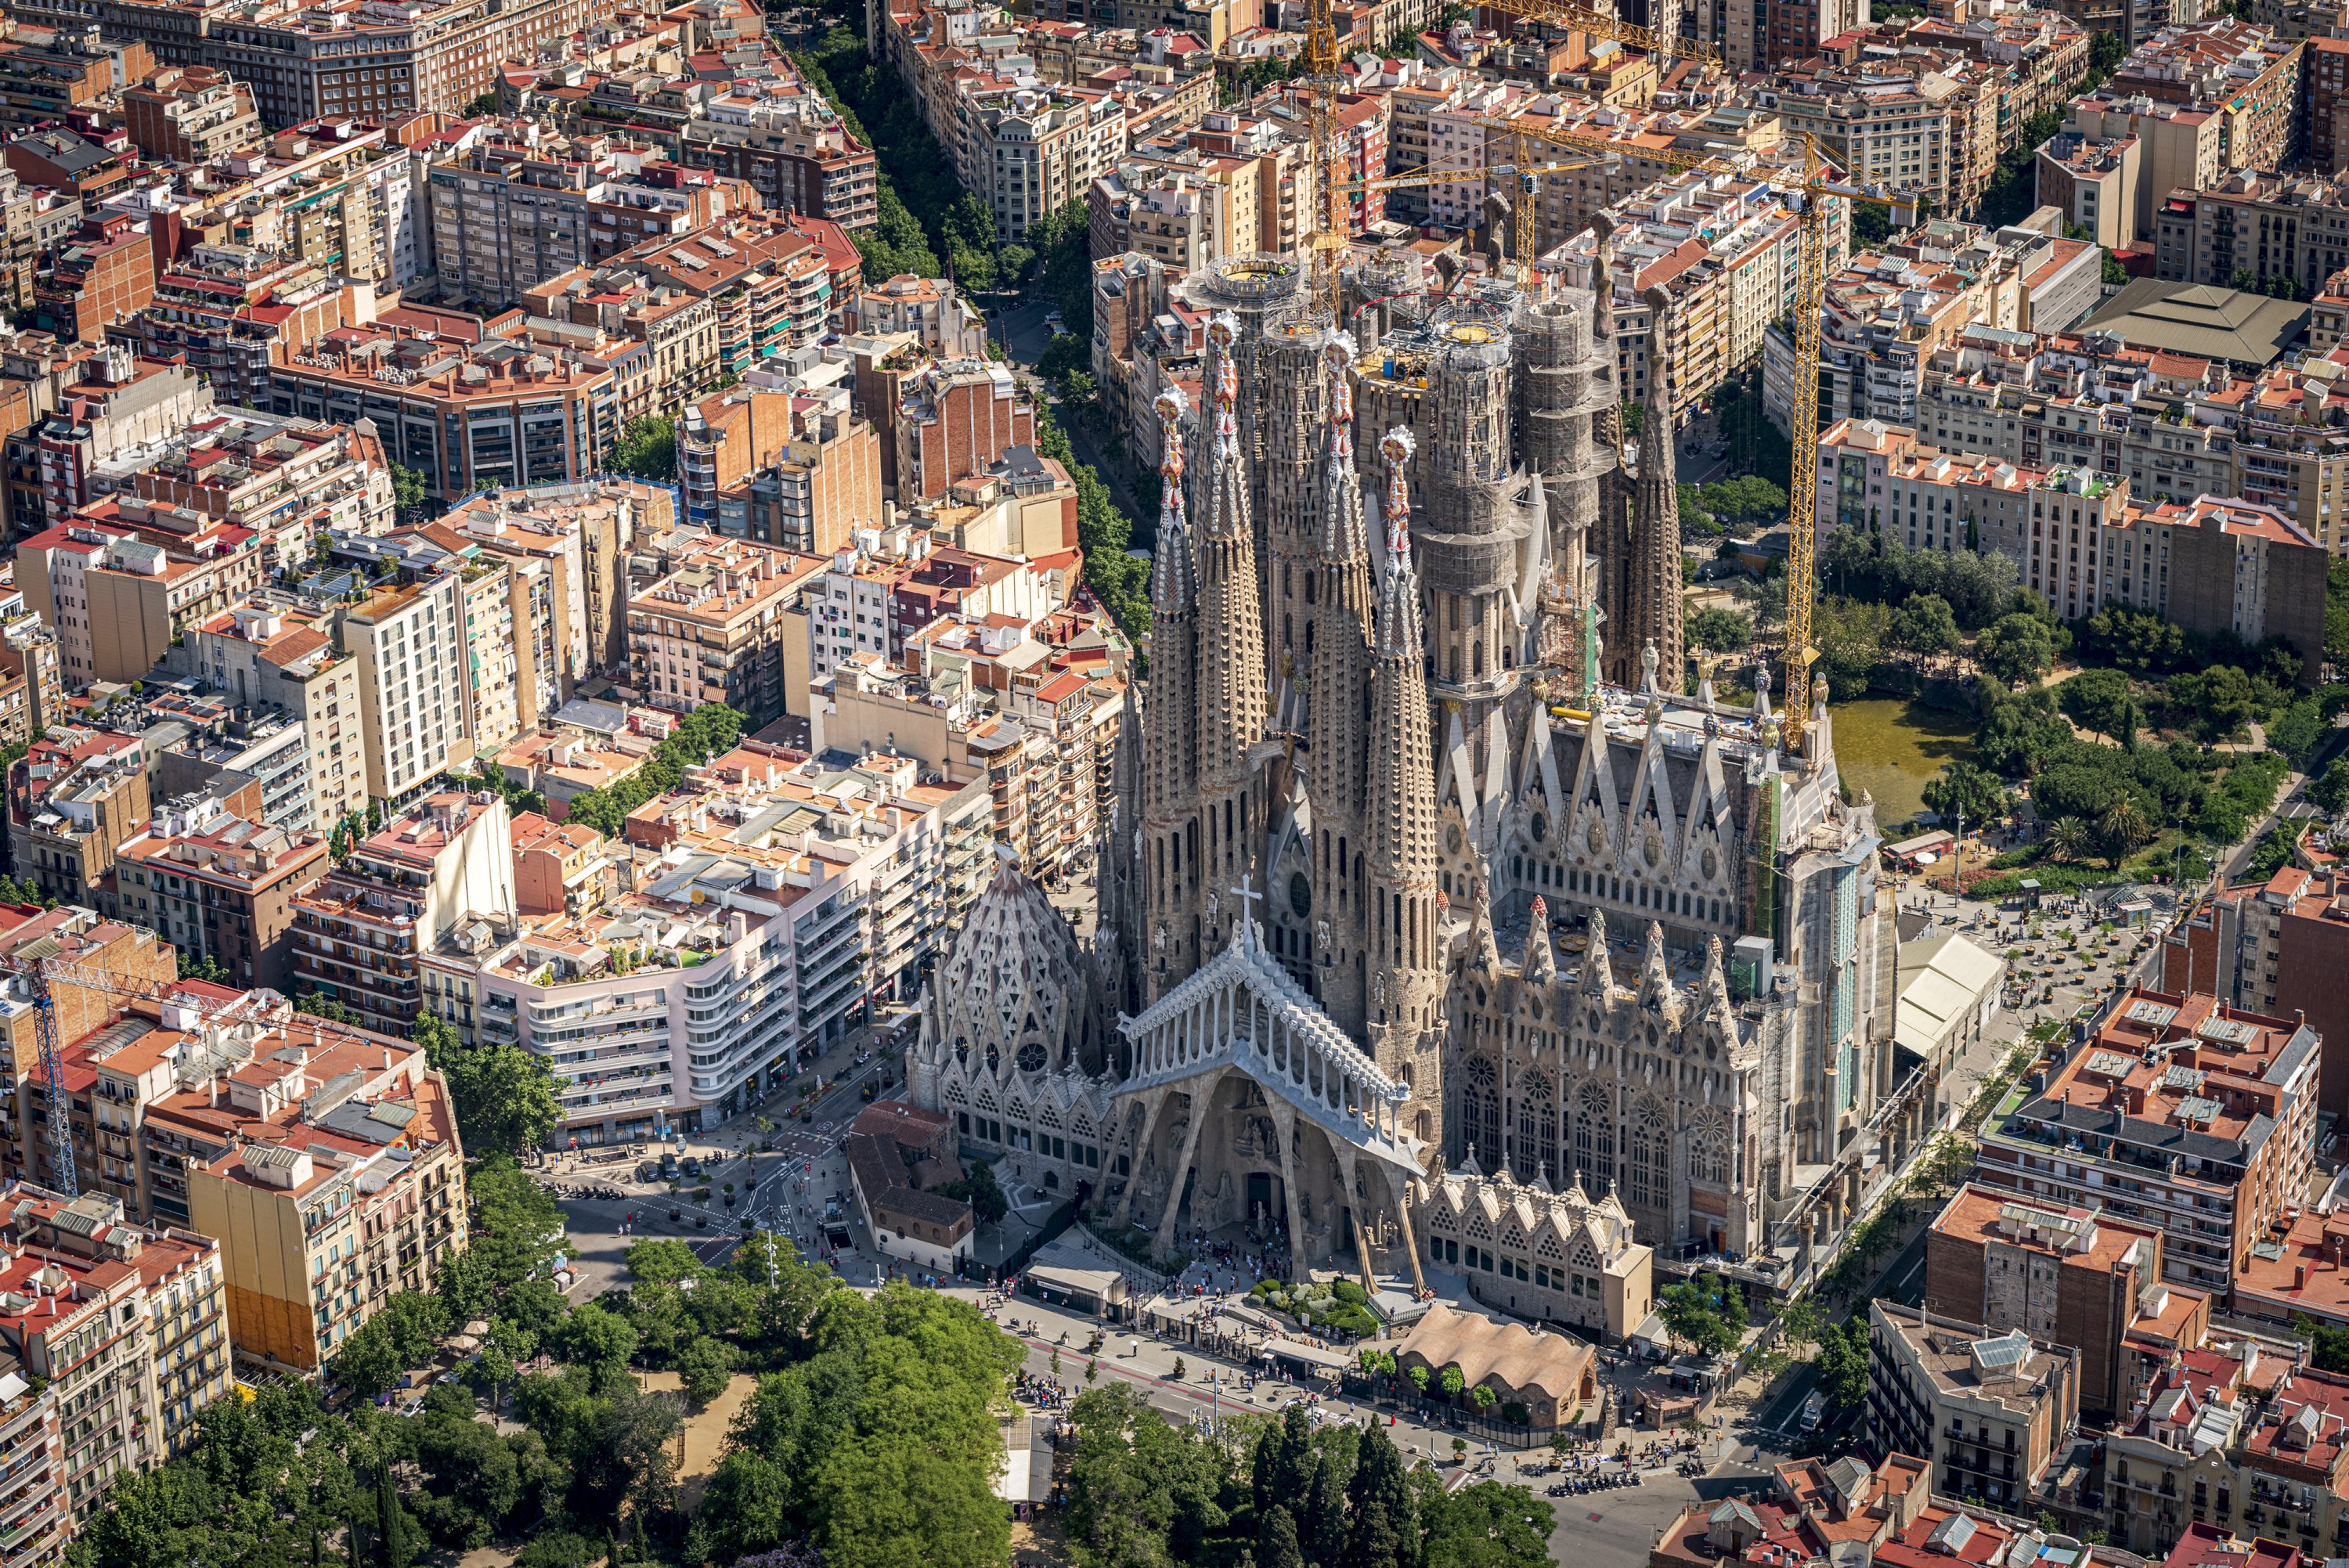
[1452,120,1915,755]
[1472,0,1721,70]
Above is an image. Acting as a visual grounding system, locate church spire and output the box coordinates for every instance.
[1192,312,1270,957]
[1368,427,1444,1159]
[1139,385,1203,1000]
[1307,332,1377,1036]
[1621,286,1684,693]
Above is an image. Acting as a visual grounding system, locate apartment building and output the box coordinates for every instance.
[2311,35,2349,174]
[1866,1300,2081,1516]
[114,809,329,992]
[468,744,994,1140]
[2,0,594,125]
[173,603,366,837]
[141,117,432,290]
[122,66,263,164]
[2155,172,2349,297]
[0,618,62,756]
[0,1348,62,1568]
[1815,415,2132,561]
[140,1011,470,1372]
[2100,1340,2349,1559]
[118,248,353,411]
[894,358,1035,503]
[2037,129,2142,251]
[955,84,1128,243]
[1553,168,1806,416]
[2159,860,2349,1120]
[427,479,664,675]
[425,127,749,308]
[508,810,610,918]
[678,388,796,532]
[337,576,467,805]
[1925,1183,2206,1420]
[617,214,847,382]
[2101,20,2304,175]
[0,26,153,134]
[1973,986,2321,1295]
[265,321,615,502]
[1767,225,2100,434]
[290,791,516,1033]
[627,534,827,726]
[1915,326,2237,506]
[1752,55,1978,215]
[7,726,149,909]
[843,274,986,359]
[27,347,212,532]
[516,267,719,425]
[0,909,179,1195]
[0,1186,233,1527]
[410,498,596,748]
[34,214,151,344]
[719,392,884,557]
[676,98,879,230]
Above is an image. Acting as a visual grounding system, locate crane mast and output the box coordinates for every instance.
[8,957,236,1199]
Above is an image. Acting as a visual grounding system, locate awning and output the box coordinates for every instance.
[1260,1337,1355,1372]
[1028,1263,1129,1306]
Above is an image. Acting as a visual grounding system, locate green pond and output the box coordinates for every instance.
[1829,697,1977,829]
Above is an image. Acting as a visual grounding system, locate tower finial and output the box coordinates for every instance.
[1209,312,1239,458]
[1380,426,1416,563]
[1323,332,1356,463]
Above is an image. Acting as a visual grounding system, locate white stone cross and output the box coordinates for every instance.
[1231,875,1263,949]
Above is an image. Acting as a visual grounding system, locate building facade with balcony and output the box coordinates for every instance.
[1973,986,2321,1295]
[289,792,516,1034]
[146,1012,470,1373]
[0,1184,233,1554]
[1866,1299,2082,1516]
[467,747,992,1143]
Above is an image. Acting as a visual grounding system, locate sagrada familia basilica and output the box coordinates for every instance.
[904,243,1907,1332]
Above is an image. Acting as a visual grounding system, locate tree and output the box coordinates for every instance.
[175,950,230,983]
[1978,611,2058,687]
[1889,592,1960,658]
[2310,757,2349,816]
[1920,760,2006,830]
[1438,1364,1466,1398]
[2043,816,2091,866]
[375,1463,413,1568]
[1813,1320,1870,1410]
[940,1159,1009,1224]
[2167,664,2259,740]
[1777,1296,1824,1359]
[412,1412,524,1549]
[610,416,676,481]
[388,463,428,518]
[674,1335,738,1404]
[1417,1477,1553,1568]
[1689,606,1752,653]
[2099,798,2153,865]
[466,1155,569,1295]
[1657,1272,1744,1357]
[2057,667,2134,741]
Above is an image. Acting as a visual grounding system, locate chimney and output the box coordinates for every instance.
[381,1049,391,1072]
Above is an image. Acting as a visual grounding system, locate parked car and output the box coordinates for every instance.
[637,1161,659,1182]
[401,1398,426,1418]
